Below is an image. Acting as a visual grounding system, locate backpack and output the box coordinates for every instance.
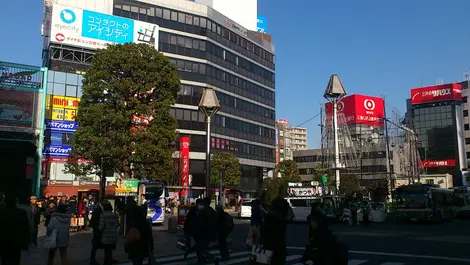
[124,227,140,248]
[223,212,234,234]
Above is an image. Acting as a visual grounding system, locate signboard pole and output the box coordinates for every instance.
[36,67,48,197]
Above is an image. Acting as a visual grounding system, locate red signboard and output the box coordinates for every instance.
[325,94,385,127]
[420,159,456,168]
[411,83,462,105]
[180,137,190,196]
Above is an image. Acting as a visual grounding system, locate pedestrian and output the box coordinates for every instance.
[46,204,72,265]
[79,197,89,230]
[259,197,289,265]
[301,210,348,265]
[90,201,104,265]
[99,201,119,265]
[350,199,359,226]
[245,199,264,247]
[140,194,148,217]
[362,201,370,226]
[126,206,154,265]
[195,198,217,264]
[216,204,234,261]
[44,201,56,227]
[0,194,30,265]
[28,195,41,246]
[183,202,199,260]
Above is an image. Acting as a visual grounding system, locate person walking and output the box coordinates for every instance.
[350,199,359,226]
[44,201,56,227]
[245,199,264,247]
[28,195,41,246]
[126,206,154,265]
[362,201,370,226]
[90,201,103,265]
[79,197,89,230]
[0,194,30,265]
[260,197,289,265]
[215,204,233,261]
[46,204,72,265]
[183,202,200,260]
[99,201,119,265]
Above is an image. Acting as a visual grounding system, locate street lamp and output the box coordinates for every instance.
[199,87,220,196]
[323,74,347,193]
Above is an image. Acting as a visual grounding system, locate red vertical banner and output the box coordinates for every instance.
[180,136,190,196]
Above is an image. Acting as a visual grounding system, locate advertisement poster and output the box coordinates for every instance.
[411,83,462,105]
[0,89,34,127]
[45,120,78,132]
[180,137,190,194]
[50,4,159,50]
[257,16,268,34]
[325,94,384,127]
[115,178,138,196]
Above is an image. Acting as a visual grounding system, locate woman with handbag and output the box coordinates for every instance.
[125,206,154,265]
[46,204,71,265]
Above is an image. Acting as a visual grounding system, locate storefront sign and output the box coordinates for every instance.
[421,159,456,167]
[52,96,80,109]
[43,145,72,157]
[0,89,35,127]
[287,187,316,197]
[115,178,138,196]
[46,119,78,132]
[79,180,99,186]
[49,180,73,185]
[325,94,385,127]
[411,83,462,105]
[180,137,190,189]
[0,64,42,90]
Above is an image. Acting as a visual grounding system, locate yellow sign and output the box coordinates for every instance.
[64,109,76,121]
[52,108,65,120]
[52,96,80,110]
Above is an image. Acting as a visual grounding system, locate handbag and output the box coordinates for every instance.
[44,228,58,249]
[250,244,273,265]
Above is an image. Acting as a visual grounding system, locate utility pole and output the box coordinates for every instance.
[382,96,393,195]
[319,105,324,168]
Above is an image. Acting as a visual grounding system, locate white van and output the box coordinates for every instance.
[239,199,253,219]
[285,197,318,222]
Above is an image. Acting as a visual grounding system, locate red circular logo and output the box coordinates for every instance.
[55,33,65,42]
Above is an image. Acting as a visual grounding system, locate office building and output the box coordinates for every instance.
[275,119,308,163]
[41,0,275,195]
[409,83,467,186]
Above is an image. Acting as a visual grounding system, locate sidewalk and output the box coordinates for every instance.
[22,229,181,265]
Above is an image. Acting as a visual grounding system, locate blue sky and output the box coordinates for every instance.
[1,0,470,148]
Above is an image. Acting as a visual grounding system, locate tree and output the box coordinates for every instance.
[339,173,361,196]
[276,160,301,182]
[65,43,180,182]
[261,177,283,207]
[210,152,241,188]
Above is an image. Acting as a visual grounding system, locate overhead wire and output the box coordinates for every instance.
[296,112,321,127]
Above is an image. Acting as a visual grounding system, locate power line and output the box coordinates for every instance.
[296,112,321,127]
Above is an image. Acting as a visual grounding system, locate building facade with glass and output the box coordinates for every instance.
[42,0,275,194]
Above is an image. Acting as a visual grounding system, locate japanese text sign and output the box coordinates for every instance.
[180,137,190,191]
[49,4,159,50]
[115,179,138,196]
[287,187,316,197]
[325,94,384,127]
[45,120,78,132]
[420,159,456,168]
[43,145,72,157]
[411,83,462,105]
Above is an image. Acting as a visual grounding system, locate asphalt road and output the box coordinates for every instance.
[221,217,470,265]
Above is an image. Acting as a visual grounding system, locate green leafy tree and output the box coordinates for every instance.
[210,152,242,188]
[261,177,283,207]
[339,173,361,196]
[65,43,180,182]
[275,160,301,197]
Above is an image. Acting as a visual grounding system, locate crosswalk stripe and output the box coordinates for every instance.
[160,251,252,265]
[219,254,302,265]
[380,263,405,265]
[348,259,369,265]
[153,250,220,263]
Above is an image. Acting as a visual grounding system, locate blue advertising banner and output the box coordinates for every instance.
[43,145,72,157]
[257,16,268,34]
[81,10,135,44]
[45,120,78,132]
[50,132,63,146]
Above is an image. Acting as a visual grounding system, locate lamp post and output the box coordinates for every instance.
[199,87,220,196]
[323,74,347,193]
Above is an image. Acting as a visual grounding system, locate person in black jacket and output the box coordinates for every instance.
[216,204,233,261]
[260,197,289,265]
[90,202,103,265]
[0,194,30,265]
[302,210,348,265]
[128,206,154,265]
[183,202,199,260]
[28,195,41,246]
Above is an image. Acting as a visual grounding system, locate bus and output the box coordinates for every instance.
[394,184,454,222]
[139,181,165,224]
[451,186,470,218]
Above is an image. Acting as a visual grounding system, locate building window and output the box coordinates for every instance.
[465,124,470,131]
[464,96,468,103]
[425,179,434,185]
[464,110,469,117]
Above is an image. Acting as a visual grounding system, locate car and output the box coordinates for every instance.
[239,200,253,219]
[357,202,388,223]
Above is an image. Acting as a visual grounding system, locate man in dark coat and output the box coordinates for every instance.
[183,202,199,259]
[216,204,233,261]
[90,202,103,265]
[28,196,41,246]
[0,194,31,265]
